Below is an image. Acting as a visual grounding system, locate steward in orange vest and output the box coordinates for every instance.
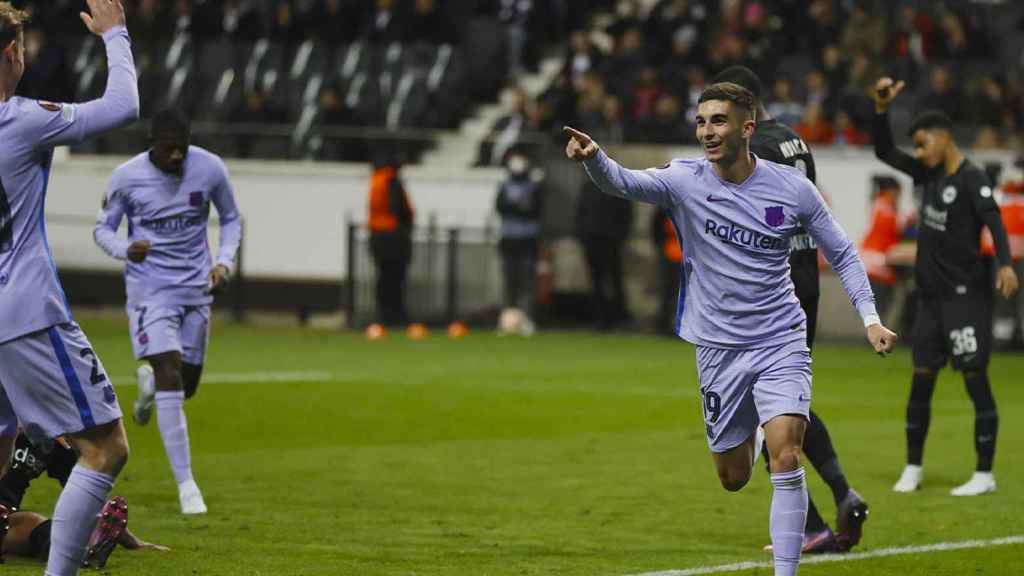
[368,157,414,325]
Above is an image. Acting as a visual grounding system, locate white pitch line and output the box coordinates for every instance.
[113,371,334,386]
[627,535,1024,576]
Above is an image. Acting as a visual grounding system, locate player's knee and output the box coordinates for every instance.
[718,466,752,492]
[77,425,130,476]
[768,444,801,474]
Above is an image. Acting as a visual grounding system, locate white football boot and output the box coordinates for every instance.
[950,472,996,496]
[133,365,156,426]
[892,464,923,493]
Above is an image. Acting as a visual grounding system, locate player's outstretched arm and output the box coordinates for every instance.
[35,1,138,149]
[565,126,674,208]
[870,77,928,181]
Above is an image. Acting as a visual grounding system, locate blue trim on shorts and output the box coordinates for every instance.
[47,326,96,429]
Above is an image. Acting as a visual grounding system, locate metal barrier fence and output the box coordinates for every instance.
[345,219,502,326]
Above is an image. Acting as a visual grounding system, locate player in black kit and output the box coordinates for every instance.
[712,66,869,553]
[872,77,1018,496]
[0,432,166,567]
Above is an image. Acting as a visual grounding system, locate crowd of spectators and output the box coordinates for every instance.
[478,0,1024,163]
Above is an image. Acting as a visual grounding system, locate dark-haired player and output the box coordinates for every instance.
[0,432,167,567]
[872,77,1018,496]
[566,82,896,576]
[94,108,242,514]
[712,65,869,553]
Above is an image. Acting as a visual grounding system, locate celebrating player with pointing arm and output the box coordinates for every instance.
[566,82,896,576]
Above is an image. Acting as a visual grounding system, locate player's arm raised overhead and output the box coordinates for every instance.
[565,126,675,208]
[795,173,897,354]
[870,77,928,181]
[210,158,243,276]
[32,0,138,149]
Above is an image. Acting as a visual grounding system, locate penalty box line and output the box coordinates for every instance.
[626,535,1024,576]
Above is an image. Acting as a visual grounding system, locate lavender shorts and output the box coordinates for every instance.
[128,304,211,365]
[0,323,122,443]
[696,339,812,453]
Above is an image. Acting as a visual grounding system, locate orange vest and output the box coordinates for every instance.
[981,182,1024,260]
[369,167,400,232]
[860,193,901,285]
[662,217,682,263]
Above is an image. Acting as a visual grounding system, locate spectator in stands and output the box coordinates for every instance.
[590,95,625,144]
[497,0,540,77]
[129,0,174,66]
[766,77,803,127]
[406,0,456,45]
[476,86,534,167]
[603,26,646,97]
[230,89,287,158]
[890,5,932,65]
[269,0,302,48]
[562,30,603,88]
[804,69,834,113]
[495,147,544,332]
[606,0,643,40]
[645,0,706,66]
[934,9,988,61]
[222,0,265,42]
[973,75,1019,135]
[631,94,688,144]
[629,66,663,124]
[831,109,869,147]
[15,29,72,103]
[651,209,681,336]
[838,0,886,58]
[916,65,965,123]
[805,0,841,56]
[361,0,407,45]
[575,181,632,330]
[681,64,706,124]
[795,102,833,144]
[368,150,414,326]
[307,0,359,46]
[659,26,702,96]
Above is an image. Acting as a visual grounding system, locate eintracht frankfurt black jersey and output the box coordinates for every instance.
[873,112,1009,299]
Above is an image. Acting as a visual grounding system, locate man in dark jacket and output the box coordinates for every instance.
[575,180,632,329]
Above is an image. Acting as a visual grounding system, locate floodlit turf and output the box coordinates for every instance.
[7,313,1023,575]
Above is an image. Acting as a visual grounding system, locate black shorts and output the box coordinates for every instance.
[913,296,992,372]
[789,249,820,349]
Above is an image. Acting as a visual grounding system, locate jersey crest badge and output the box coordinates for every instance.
[189,191,204,207]
[765,206,785,227]
[942,185,958,204]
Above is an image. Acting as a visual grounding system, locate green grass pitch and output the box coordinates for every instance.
[7,314,1022,575]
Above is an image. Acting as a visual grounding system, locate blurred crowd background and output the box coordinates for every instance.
[11,0,1024,164]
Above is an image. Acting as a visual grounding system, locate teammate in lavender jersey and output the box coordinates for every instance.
[94,108,241,515]
[0,1,138,574]
[565,82,897,576]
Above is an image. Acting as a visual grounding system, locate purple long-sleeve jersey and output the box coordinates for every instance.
[93,146,242,308]
[0,27,139,345]
[584,151,877,349]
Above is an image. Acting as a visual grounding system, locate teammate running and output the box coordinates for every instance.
[94,107,242,515]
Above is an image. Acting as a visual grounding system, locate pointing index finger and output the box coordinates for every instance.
[563,126,591,144]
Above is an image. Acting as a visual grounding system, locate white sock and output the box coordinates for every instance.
[45,465,114,575]
[770,467,808,576]
[155,390,193,486]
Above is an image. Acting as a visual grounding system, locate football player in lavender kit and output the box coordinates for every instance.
[0,1,139,574]
[565,82,897,576]
[93,107,241,515]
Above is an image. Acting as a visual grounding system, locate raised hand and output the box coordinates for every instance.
[867,323,898,357]
[563,126,600,161]
[80,0,126,36]
[872,77,905,114]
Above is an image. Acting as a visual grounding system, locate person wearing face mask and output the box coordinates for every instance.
[495,148,543,335]
[93,107,243,516]
[873,77,1018,497]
